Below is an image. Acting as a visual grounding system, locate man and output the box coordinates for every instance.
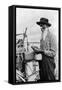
[35,18,57,81]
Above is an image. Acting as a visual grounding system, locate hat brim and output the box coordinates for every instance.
[36,21,51,27]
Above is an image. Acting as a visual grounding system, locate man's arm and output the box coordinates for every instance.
[44,34,57,57]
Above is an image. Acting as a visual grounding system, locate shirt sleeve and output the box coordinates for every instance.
[49,33,57,57]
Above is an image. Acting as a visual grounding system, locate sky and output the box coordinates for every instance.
[16,8,58,43]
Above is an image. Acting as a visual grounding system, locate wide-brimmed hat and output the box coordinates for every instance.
[36,18,51,27]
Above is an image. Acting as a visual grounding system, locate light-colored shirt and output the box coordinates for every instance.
[40,30,57,57]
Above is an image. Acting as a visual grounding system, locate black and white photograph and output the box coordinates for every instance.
[16,6,60,83]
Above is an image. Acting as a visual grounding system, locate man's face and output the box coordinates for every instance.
[40,24,48,32]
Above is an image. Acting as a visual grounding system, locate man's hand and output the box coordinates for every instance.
[31,46,44,54]
[31,46,39,52]
[35,54,42,60]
